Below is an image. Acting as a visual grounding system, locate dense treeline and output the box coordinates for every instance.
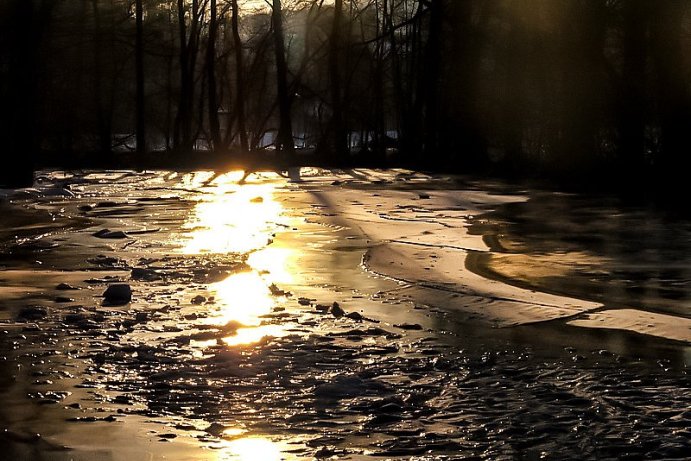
[1,1,690,186]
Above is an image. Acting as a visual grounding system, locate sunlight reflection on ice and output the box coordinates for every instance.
[210,272,288,345]
[247,247,295,284]
[181,171,282,254]
[179,171,295,345]
[217,436,283,461]
[212,272,274,326]
[222,324,287,346]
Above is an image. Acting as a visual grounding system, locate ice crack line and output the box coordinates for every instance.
[388,239,489,253]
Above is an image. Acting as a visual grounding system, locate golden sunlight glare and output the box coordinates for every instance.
[181,172,282,254]
[220,436,283,461]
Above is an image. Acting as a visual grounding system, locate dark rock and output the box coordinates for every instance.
[345,311,363,321]
[17,306,48,321]
[88,255,123,267]
[103,284,132,305]
[269,283,288,296]
[112,395,132,405]
[366,413,402,426]
[135,312,148,322]
[96,201,119,208]
[330,302,345,318]
[131,267,161,281]
[315,446,337,458]
[63,313,87,324]
[205,422,227,437]
[84,275,121,284]
[56,283,79,290]
[93,229,128,239]
[191,295,206,305]
[394,323,423,330]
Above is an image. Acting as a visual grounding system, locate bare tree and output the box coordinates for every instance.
[327,0,349,162]
[231,0,249,152]
[271,0,295,157]
[135,0,146,154]
[207,0,222,151]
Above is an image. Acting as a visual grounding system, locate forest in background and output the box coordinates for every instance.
[1,0,690,189]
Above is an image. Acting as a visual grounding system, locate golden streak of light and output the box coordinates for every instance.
[211,272,274,326]
[247,247,294,284]
[222,324,287,346]
[179,170,296,346]
[219,436,283,461]
[222,427,247,438]
[180,172,282,254]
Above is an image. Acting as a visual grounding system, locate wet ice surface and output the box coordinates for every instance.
[0,169,690,461]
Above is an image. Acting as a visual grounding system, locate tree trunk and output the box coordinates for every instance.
[328,0,349,163]
[206,0,222,152]
[619,0,648,177]
[231,0,249,153]
[371,0,386,162]
[174,0,197,152]
[650,0,690,182]
[135,0,146,154]
[92,0,113,157]
[272,0,295,160]
[0,1,53,187]
[421,0,442,160]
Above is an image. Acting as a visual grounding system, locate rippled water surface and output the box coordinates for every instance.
[0,170,689,460]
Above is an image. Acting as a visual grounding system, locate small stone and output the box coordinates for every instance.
[191,295,206,305]
[394,323,423,330]
[87,256,122,267]
[269,283,288,296]
[135,312,148,322]
[112,395,132,405]
[345,312,363,321]
[250,196,264,203]
[17,306,48,321]
[103,284,132,305]
[315,446,337,458]
[93,229,128,239]
[418,192,430,199]
[63,313,87,324]
[96,201,118,208]
[205,423,227,437]
[298,297,312,306]
[131,267,160,281]
[56,283,79,290]
[330,302,345,318]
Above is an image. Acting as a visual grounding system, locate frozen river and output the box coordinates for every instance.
[0,169,689,460]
